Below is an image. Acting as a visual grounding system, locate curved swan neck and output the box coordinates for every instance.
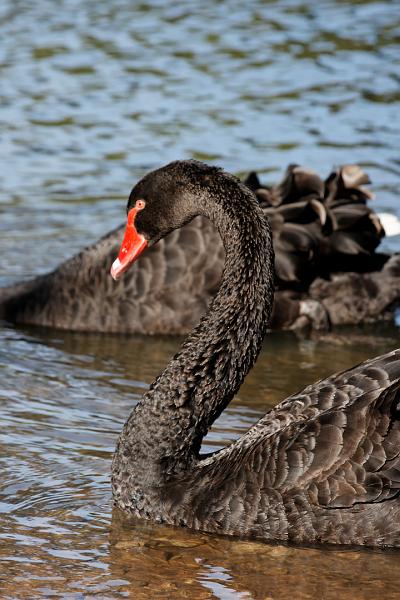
[113,173,275,490]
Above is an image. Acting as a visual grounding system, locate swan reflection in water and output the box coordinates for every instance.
[109,509,400,600]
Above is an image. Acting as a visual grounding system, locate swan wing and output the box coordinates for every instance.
[271,381,400,507]
[202,350,400,509]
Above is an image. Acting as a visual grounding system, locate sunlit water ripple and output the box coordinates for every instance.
[1,0,400,598]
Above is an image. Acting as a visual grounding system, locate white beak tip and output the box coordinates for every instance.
[111,258,122,280]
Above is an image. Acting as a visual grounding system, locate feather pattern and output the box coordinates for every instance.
[0,164,396,333]
[111,161,400,548]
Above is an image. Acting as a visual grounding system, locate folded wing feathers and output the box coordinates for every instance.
[211,351,400,511]
[246,164,384,287]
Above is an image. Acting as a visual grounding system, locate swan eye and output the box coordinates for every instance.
[135,199,146,211]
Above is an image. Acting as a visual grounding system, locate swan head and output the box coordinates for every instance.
[111,160,224,280]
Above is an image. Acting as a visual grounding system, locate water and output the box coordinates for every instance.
[1,0,400,597]
[1,0,400,284]
[1,325,400,599]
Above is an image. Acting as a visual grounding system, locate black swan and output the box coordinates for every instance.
[1,164,399,334]
[111,160,400,547]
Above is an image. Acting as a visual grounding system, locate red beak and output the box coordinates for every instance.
[110,207,148,280]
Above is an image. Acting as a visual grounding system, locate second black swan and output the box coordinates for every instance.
[111,160,400,547]
[1,164,399,333]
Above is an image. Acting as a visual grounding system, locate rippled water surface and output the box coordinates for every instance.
[1,325,400,599]
[1,0,400,598]
[1,0,400,284]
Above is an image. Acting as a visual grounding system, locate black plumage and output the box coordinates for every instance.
[244,163,385,287]
[112,160,400,547]
[0,163,397,333]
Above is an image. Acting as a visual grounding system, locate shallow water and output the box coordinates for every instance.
[1,0,400,598]
[1,324,400,599]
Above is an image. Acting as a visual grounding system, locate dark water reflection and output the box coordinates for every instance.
[1,323,400,598]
